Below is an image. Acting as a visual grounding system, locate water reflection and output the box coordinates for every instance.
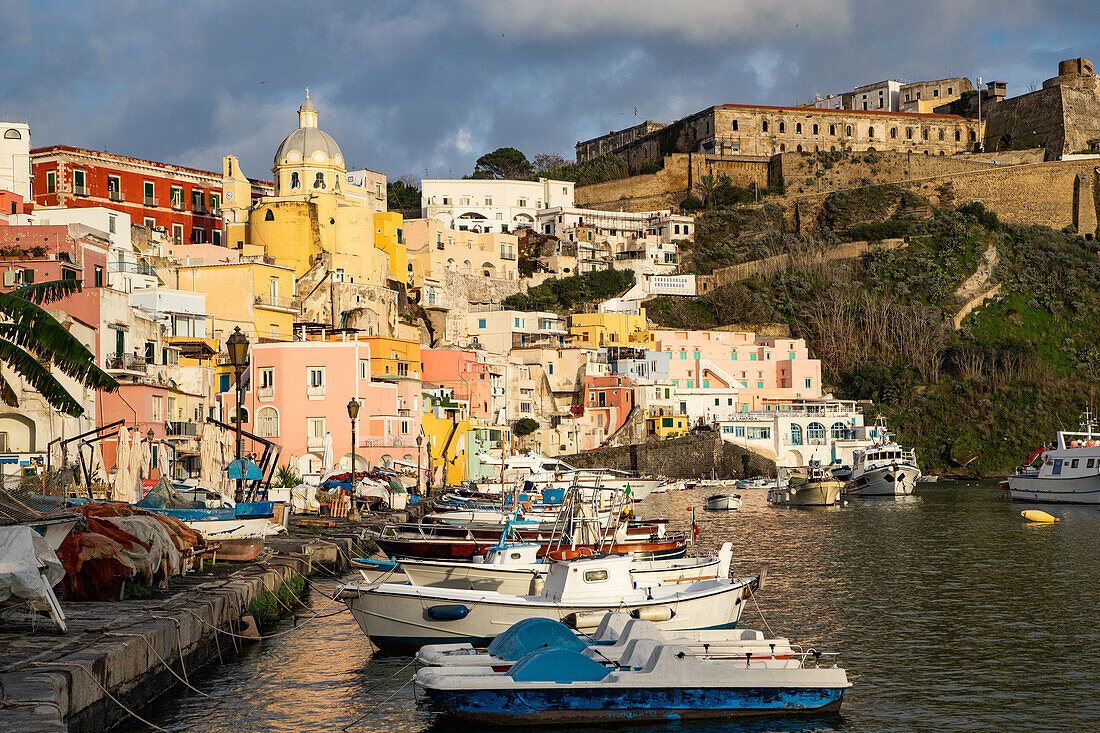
[128,481,1100,732]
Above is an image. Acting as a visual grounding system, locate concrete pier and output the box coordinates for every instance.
[0,540,341,732]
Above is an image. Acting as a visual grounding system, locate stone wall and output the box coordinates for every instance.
[432,269,528,346]
[561,433,775,479]
[696,239,906,292]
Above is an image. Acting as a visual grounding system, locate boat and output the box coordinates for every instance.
[734,476,779,490]
[704,494,741,511]
[416,613,793,670]
[335,554,762,651]
[769,465,842,506]
[1005,410,1100,504]
[471,453,664,501]
[415,617,848,723]
[389,542,735,595]
[844,419,921,497]
[916,475,939,483]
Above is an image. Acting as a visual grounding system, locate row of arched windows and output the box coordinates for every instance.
[748,118,975,144]
[789,422,852,445]
[289,171,332,190]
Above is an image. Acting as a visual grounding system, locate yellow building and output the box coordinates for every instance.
[422,388,470,486]
[645,412,689,439]
[220,94,405,289]
[175,261,297,343]
[365,335,422,381]
[569,310,652,348]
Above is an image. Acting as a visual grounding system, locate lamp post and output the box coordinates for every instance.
[347,397,360,513]
[416,433,424,496]
[226,327,250,502]
[146,428,155,481]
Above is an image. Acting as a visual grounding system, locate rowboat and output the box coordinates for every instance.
[704,494,741,511]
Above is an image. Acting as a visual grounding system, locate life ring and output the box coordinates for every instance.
[546,547,595,562]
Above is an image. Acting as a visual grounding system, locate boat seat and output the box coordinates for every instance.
[617,638,664,669]
[590,612,633,644]
[639,644,695,675]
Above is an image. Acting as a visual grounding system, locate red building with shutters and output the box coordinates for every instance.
[30,146,271,246]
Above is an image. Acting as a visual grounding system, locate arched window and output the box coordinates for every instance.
[938,129,945,141]
[290,172,300,189]
[779,121,786,133]
[829,124,836,136]
[779,144,786,152]
[313,172,326,189]
[807,422,825,442]
[846,125,852,136]
[955,130,961,141]
[230,406,249,424]
[732,119,738,131]
[796,144,803,152]
[868,126,875,138]
[922,128,929,140]
[970,130,977,142]
[790,424,803,445]
[890,128,897,139]
[264,209,274,221]
[796,122,802,134]
[3,129,21,139]
[256,407,279,437]
[762,120,769,132]
[906,127,914,140]
[830,421,849,440]
[812,124,819,135]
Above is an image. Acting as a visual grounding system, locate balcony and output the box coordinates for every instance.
[73,185,88,197]
[360,437,415,449]
[171,199,185,212]
[105,353,148,373]
[254,294,299,312]
[192,202,206,214]
[257,385,275,401]
[109,261,157,276]
[307,435,325,451]
[144,196,159,207]
[108,189,123,202]
[165,421,199,437]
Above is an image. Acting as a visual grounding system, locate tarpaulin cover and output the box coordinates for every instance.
[0,526,65,604]
[137,476,206,510]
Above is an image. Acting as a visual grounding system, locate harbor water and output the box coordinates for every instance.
[124,481,1100,732]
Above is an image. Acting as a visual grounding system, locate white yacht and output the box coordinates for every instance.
[472,452,663,500]
[1005,412,1100,504]
[844,421,921,497]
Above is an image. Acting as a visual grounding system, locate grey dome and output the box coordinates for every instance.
[273,127,343,166]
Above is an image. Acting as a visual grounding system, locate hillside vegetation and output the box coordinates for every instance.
[651,194,1100,476]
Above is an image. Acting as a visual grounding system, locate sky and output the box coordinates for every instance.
[3,1,1099,184]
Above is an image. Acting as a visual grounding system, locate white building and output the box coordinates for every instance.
[717,399,874,468]
[0,119,31,200]
[812,80,902,112]
[467,307,570,354]
[537,207,693,242]
[421,178,575,234]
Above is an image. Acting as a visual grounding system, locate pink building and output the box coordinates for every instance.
[421,348,504,423]
[222,334,422,477]
[582,374,635,447]
[653,330,823,411]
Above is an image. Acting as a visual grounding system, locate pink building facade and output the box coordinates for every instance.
[582,374,635,448]
[653,330,823,412]
[220,335,422,477]
[421,348,504,423]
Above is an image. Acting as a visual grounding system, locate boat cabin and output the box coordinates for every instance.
[478,542,541,566]
[542,555,638,602]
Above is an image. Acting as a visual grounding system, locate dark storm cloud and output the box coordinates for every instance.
[2,0,1098,182]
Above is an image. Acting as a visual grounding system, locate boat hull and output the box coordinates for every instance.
[1006,473,1100,504]
[185,516,271,561]
[424,686,845,724]
[769,481,842,506]
[340,580,752,651]
[845,462,920,497]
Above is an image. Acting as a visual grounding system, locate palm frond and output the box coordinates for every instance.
[0,372,17,408]
[0,340,86,416]
[0,322,116,393]
[13,279,84,305]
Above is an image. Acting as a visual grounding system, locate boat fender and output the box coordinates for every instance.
[564,611,607,630]
[1021,510,1060,523]
[426,604,471,621]
[531,577,545,595]
[630,606,674,622]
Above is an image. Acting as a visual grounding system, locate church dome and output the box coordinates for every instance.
[273,92,345,170]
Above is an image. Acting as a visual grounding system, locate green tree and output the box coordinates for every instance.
[0,279,118,415]
[696,172,718,208]
[513,417,539,437]
[532,152,570,176]
[474,147,532,180]
[387,177,421,211]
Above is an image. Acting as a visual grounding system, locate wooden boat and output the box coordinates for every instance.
[336,554,761,651]
[704,494,741,511]
[769,466,842,507]
[415,615,848,723]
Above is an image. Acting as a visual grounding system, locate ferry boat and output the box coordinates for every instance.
[844,420,921,497]
[1005,411,1100,504]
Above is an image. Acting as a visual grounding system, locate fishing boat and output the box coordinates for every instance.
[417,613,793,670]
[472,453,664,501]
[415,621,848,723]
[1005,410,1100,504]
[844,420,921,497]
[734,476,779,490]
[336,554,762,651]
[769,465,842,507]
[389,542,735,595]
[704,494,741,511]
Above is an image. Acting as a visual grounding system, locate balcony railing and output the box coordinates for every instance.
[257,385,275,401]
[171,199,184,211]
[192,202,206,214]
[254,294,298,311]
[360,437,416,448]
[108,189,123,202]
[165,421,199,437]
[105,353,148,373]
[307,436,325,451]
[108,261,157,276]
[144,196,159,207]
[73,185,88,196]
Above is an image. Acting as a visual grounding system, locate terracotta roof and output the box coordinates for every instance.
[30,145,274,187]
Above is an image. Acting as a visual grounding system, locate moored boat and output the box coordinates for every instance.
[704,494,741,511]
[769,465,842,507]
[1005,411,1100,504]
[844,420,921,497]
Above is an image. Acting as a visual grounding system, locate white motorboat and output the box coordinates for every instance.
[1005,411,1100,504]
[844,420,921,497]
[704,494,741,511]
[395,542,735,595]
[415,614,848,723]
[336,554,761,651]
[769,465,842,506]
[472,453,662,501]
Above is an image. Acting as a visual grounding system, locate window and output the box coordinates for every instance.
[807,422,825,442]
[750,353,757,361]
[209,193,220,213]
[583,569,609,583]
[170,186,183,210]
[3,128,20,139]
[212,230,222,246]
[922,128,929,140]
[891,128,897,139]
[256,407,279,437]
[172,224,183,244]
[151,396,162,422]
[948,87,953,95]
[731,352,737,360]
[762,120,769,132]
[831,421,850,440]
[796,123,802,134]
[518,198,527,207]
[906,128,913,140]
[314,172,326,189]
[868,127,875,138]
[290,172,300,189]
[334,268,345,282]
[108,214,117,234]
[933,89,939,98]
[747,427,770,439]
[218,373,230,393]
[191,189,204,212]
[1071,458,1079,469]
[107,175,121,201]
[46,170,56,193]
[686,380,693,388]
[478,318,487,329]
[144,217,155,228]
[144,181,155,204]
[259,368,274,389]
[812,124,819,134]
[805,378,812,388]
[829,124,836,136]
[735,426,745,437]
[73,169,86,195]
[757,381,764,388]
[938,129,945,141]
[790,424,803,445]
[680,351,687,359]
[307,367,325,396]
[308,417,325,440]
[955,130,961,142]
[1052,458,1063,475]
[731,119,739,131]
[191,227,204,243]
[846,125,852,136]
[779,121,785,133]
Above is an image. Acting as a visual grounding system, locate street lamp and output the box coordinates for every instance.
[347,397,360,512]
[226,326,250,502]
[416,433,424,496]
[147,428,155,480]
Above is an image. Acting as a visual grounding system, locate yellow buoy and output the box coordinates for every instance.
[1021,510,1060,523]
